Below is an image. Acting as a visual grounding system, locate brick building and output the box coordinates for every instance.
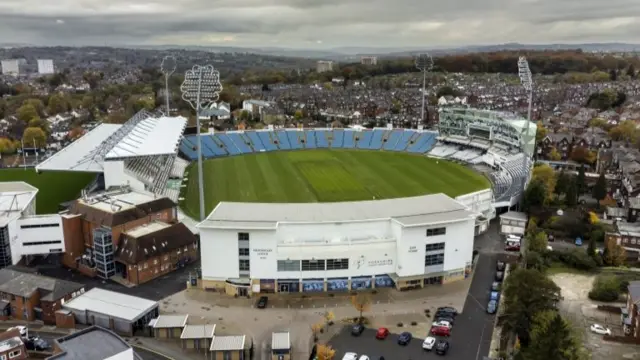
[0,269,84,325]
[0,328,27,360]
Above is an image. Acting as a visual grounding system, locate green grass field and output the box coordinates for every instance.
[0,169,95,214]
[180,149,490,218]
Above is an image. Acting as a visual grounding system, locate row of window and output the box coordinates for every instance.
[0,348,22,359]
[425,242,445,252]
[275,259,350,272]
[238,232,250,241]
[426,227,446,237]
[239,259,250,271]
[20,223,60,229]
[425,253,445,266]
[239,248,249,256]
[23,240,62,246]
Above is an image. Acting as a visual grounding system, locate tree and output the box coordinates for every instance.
[47,94,69,115]
[576,165,586,194]
[294,110,304,121]
[604,239,626,266]
[528,231,549,253]
[23,99,44,116]
[532,164,556,198]
[517,311,586,360]
[554,170,569,196]
[609,120,637,142]
[535,122,547,143]
[565,178,578,206]
[523,180,547,210]
[68,127,85,140]
[592,172,607,202]
[81,95,94,110]
[311,323,324,342]
[548,147,561,161]
[569,146,595,164]
[316,344,336,360]
[351,293,371,322]
[0,137,16,154]
[502,268,561,346]
[628,64,636,78]
[16,104,38,123]
[22,127,46,148]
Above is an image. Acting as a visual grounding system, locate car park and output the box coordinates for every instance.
[397,332,412,345]
[487,300,498,314]
[256,296,268,309]
[430,326,451,337]
[342,352,358,360]
[495,271,504,281]
[590,324,612,335]
[375,327,389,339]
[351,324,365,336]
[435,340,450,355]
[422,336,436,350]
[432,320,452,329]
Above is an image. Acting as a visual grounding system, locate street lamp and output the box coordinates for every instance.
[415,53,434,125]
[181,65,223,221]
[160,56,177,116]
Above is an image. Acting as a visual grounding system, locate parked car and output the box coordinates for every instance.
[351,324,365,336]
[397,332,412,345]
[430,326,451,337]
[435,340,450,355]
[491,281,500,291]
[490,291,500,301]
[25,336,50,351]
[495,271,504,281]
[375,327,389,339]
[431,320,452,329]
[7,326,27,338]
[590,324,612,335]
[422,336,436,350]
[487,300,498,314]
[256,296,268,309]
[434,315,455,325]
[358,356,370,360]
[496,261,506,271]
[436,306,458,317]
[342,353,358,360]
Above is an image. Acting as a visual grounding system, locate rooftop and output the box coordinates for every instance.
[47,326,139,360]
[210,335,246,351]
[152,314,188,329]
[181,324,216,339]
[77,190,159,213]
[116,222,197,265]
[0,268,84,301]
[0,181,38,227]
[199,193,473,229]
[0,336,23,353]
[500,211,528,222]
[125,221,171,238]
[62,288,158,322]
[105,116,187,159]
[271,332,290,350]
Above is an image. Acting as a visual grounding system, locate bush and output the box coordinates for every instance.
[589,275,622,302]
[546,249,598,271]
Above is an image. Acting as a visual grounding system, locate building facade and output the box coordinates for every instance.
[316,61,333,73]
[360,56,378,66]
[37,59,55,75]
[198,194,476,296]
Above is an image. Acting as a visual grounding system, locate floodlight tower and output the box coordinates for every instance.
[518,56,534,198]
[160,56,177,115]
[180,65,223,221]
[415,53,434,125]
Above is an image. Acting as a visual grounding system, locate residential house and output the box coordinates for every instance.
[625,281,640,337]
[0,328,27,360]
[242,100,271,115]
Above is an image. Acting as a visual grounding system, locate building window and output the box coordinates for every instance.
[223,351,232,360]
[19,223,59,229]
[23,240,63,246]
[277,260,301,272]
[8,350,21,359]
[326,258,349,270]
[425,253,445,266]
[239,259,250,271]
[239,248,250,256]
[425,243,445,252]
[301,259,325,271]
[153,259,158,265]
[238,232,249,241]
[426,228,446,237]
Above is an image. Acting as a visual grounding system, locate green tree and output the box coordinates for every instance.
[502,268,562,346]
[535,122,547,143]
[592,172,607,202]
[517,311,586,360]
[528,231,549,253]
[17,104,38,123]
[576,165,586,194]
[532,164,556,200]
[523,180,547,210]
[294,110,304,121]
[47,94,68,115]
[81,95,94,110]
[554,170,569,196]
[565,178,578,206]
[22,127,46,148]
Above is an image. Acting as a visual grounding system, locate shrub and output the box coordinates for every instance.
[589,275,622,302]
[546,249,598,271]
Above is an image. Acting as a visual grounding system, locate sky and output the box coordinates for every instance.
[0,0,639,48]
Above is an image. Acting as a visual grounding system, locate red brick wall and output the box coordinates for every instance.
[126,243,198,285]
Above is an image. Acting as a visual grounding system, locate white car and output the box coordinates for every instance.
[342,352,358,360]
[7,326,27,338]
[590,324,612,335]
[422,336,436,350]
[432,320,452,329]
[358,356,370,360]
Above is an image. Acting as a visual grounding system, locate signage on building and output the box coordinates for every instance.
[353,256,393,269]
[253,248,272,259]
[408,246,418,253]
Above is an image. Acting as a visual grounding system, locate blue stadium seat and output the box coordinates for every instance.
[331,129,344,148]
[383,130,402,150]
[276,130,292,149]
[179,139,198,160]
[287,131,303,149]
[247,131,266,152]
[369,130,384,150]
[202,135,227,157]
[357,131,373,149]
[216,133,242,155]
[343,130,356,148]
[305,131,317,149]
[316,131,329,148]
[257,131,278,151]
[422,133,437,152]
[227,133,253,153]
[394,131,414,151]
[407,133,428,153]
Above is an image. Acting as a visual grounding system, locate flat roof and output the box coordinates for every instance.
[0,336,22,353]
[78,190,158,214]
[126,221,171,238]
[210,335,246,351]
[36,123,122,173]
[500,211,528,221]
[62,288,158,322]
[105,116,187,159]
[181,324,216,339]
[199,193,473,229]
[0,182,38,226]
[153,314,188,329]
[48,326,133,360]
[271,332,290,350]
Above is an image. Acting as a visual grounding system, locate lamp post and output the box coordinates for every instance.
[415,53,434,125]
[160,56,177,116]
[180,65,223,221]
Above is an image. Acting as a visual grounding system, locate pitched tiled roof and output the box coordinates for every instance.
[115,222,197,264]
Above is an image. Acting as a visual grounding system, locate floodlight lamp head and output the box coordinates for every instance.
[160,56,177,76]
[180,64,223,110]
[518,56,533,91]
[415,53,433,71]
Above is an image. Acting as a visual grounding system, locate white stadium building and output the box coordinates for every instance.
[198,193,476,295]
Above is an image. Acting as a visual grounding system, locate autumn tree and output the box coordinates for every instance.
[569,146,596,164]
[592,172,607,203]
[604,239,626,266]
[316,344,336,360]
[351,293,372,322]
[609,120,637,142]
[47,94,69,115]
[311,322,324,342]
[0,138,17,154]
[23,99,45,116]
[324,311,335,329]
[17,104,38,123]
[535,122,547,143]
[22,127,46,148]
[531,164,556,200]
[548,147,561,161]
[294,110,304,121]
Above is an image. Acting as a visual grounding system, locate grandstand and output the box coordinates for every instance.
[36,110,188,202]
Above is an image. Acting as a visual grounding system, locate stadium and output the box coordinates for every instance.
[35,107,535,295]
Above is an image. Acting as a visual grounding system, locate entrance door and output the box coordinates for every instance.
[279,284,289,293]
[238,287,248,297]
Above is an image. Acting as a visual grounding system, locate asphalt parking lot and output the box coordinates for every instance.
[329,253,498,360]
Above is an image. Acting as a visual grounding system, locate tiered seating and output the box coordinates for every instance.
[369,130,384,149]
[276,130,292,149]
[180,137,198,160]
[305,131,317,149]
[343,130,356,148]
[170,157,189,178]
[258,131,278,151]
[202,135,227,157]
[215,133,242,155]
[383,130,402,151]
[227,133,252,153]
[357,131,373,149]
[247,131,267,152]
[124,155,174,194]
[331,130,344,148]
[316,131,329,148]
[394,131,413,151]
[287,131,303,149]
[490,171,513,202]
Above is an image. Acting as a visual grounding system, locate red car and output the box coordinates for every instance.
[430,326,451,337]
[375,327,390,339]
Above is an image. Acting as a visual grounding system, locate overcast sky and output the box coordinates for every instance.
[1,0,639,48]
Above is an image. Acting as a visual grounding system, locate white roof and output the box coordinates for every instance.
[153,314,188,328]
[210,335,246,351]
[0,182,38,226]
[199,193,475,229]
[36,123,121,173]
[105,116,187,159]
[78,190,158,214]
[181,324,216,339]
[271,332,290,350]
[62,288,158,322]
[126,221,171,238]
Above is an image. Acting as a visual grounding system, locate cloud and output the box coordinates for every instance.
[0,0,638,48]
